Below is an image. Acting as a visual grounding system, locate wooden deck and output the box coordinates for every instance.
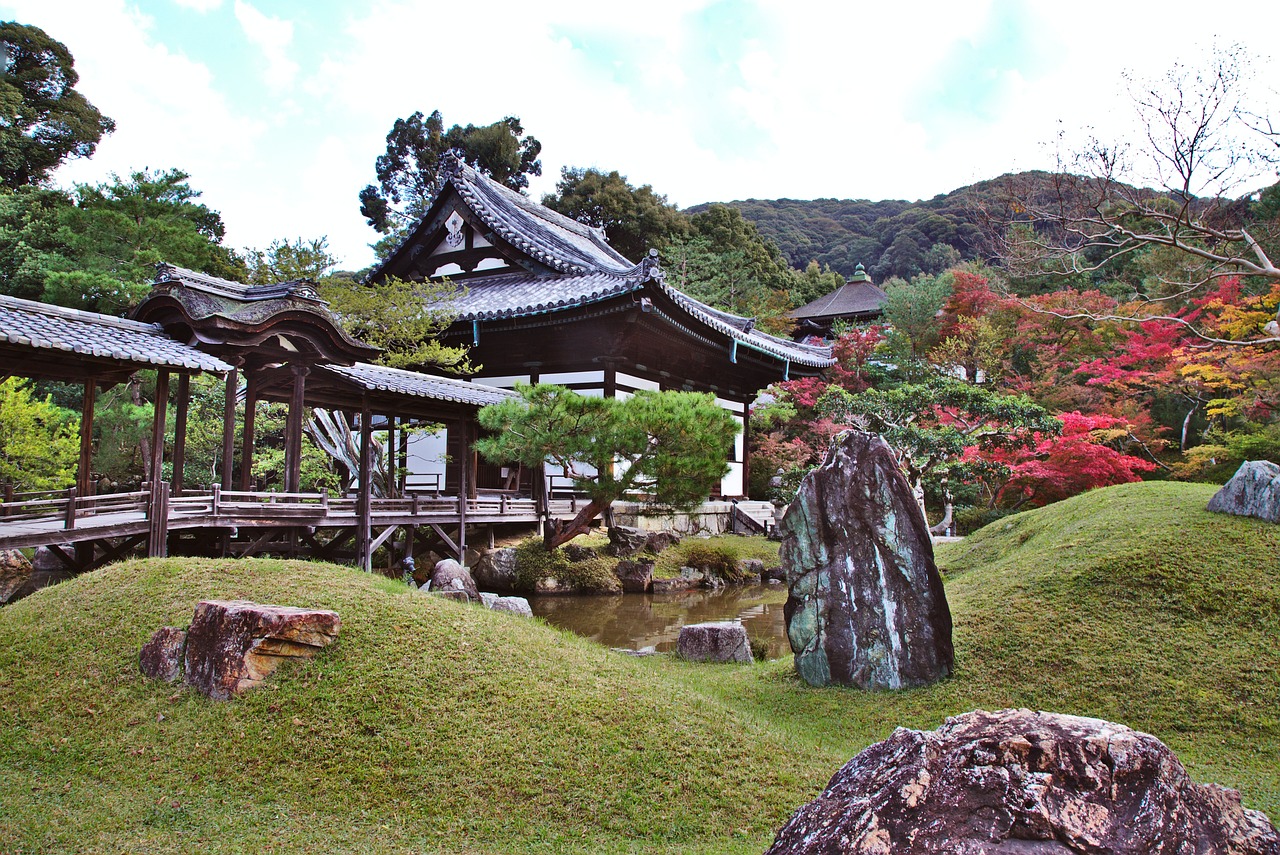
[0,485,572,567]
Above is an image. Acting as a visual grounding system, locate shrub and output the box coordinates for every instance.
[512,537,620,593]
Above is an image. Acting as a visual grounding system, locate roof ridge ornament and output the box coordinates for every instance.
[639,248,664,283]
[439,148,466,179]
[155,261,181,283]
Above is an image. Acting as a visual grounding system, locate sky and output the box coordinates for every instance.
[6,0,1279,272]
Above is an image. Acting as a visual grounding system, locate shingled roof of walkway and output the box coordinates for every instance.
[0,293,232,384]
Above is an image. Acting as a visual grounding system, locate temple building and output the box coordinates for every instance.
[368,153,833,497]
[788,263,887,340]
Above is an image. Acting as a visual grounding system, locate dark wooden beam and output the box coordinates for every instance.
[221,366,238,489]
[284,364,309,494]
[240,370,257,491]
[76,379,96,497]
[150,370,170,486]
[172,373,190,494]
[357,402,373,572]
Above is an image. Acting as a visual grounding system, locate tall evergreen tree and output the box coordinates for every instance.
[0,21,114,187]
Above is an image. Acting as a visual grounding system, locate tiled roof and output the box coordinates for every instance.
[447,271,640,320]
[447,158,635,275]
[371,154,636,281]
[789,280,888,320]
[0,293,231,373]
[324,363,518,408]
[661,287,834,367]
[153,263,325,304]
[376,154,833,369]
[143,263,377,358]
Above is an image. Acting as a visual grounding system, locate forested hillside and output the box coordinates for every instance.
[693,172,1054,282]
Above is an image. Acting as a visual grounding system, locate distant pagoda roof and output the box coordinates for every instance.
[789,264,887,322]
[0,292,231,383]
[135,263,378,366]
[371,153,833,371]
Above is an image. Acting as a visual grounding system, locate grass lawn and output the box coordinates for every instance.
[1,481,1276,853]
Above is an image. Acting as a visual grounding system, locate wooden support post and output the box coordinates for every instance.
[147,481,170,558]
[741,401,751,499]
[64,486,77,529]
[456,419,469,560]
[77,379,96,498]
[387,417,397,499]
[398,420,408,496]
[172,373,190,495]
[357,403,373,572]
[284,364,309,494]
[240,370,257,491]
[221,367,238,489]
[150,370,170,487]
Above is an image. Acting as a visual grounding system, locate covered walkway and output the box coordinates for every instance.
[0,268,551,574]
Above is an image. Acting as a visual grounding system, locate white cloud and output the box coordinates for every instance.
[171,0,223,11]
[3,0,1276,272]
[232,0,298,92]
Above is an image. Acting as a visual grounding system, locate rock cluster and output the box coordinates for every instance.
[606,525,682,558]
[780,431,953,689]
[139,600,340,700]
[1208,460,1280,523]
[766,708,1280,855]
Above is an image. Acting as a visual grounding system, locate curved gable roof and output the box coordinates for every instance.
[371,154,833,370]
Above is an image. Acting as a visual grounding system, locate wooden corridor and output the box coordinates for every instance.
[0,484,580,571]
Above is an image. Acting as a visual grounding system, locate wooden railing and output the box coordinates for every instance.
[0,486,150,528]
[0,482,542,541]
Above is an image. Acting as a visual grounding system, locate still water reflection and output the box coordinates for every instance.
[529,583,792,659]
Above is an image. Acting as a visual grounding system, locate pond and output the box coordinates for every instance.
[529,582,793,659]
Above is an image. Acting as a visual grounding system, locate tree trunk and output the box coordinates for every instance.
[543,497,610,550]
[1181,401,1198,452]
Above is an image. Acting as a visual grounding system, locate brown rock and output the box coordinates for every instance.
[473,548,519,592]
[606,525,649,557]
[183,600,340,700]
[614,559,654,593]
[780,430,953,689]
[0,549,33,604]
[430,559,479,601]
[766,708,1280,855]
[139,627,187,683]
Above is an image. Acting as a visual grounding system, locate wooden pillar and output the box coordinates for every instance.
[150,370,170,487]
[741,401,751,499]
[357,403,373,572]
[456,418,469,559]
[221,367,238,490]
[603,363,617,399]
[387,416,397,499]
[172,373,190,495]
[239,371,258,491]
[398,420,409,495]
[76,379,96,497]
[284,364,309,494]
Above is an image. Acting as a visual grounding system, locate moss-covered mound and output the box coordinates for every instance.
[0,558,823,854]
[2,481,1278,853]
